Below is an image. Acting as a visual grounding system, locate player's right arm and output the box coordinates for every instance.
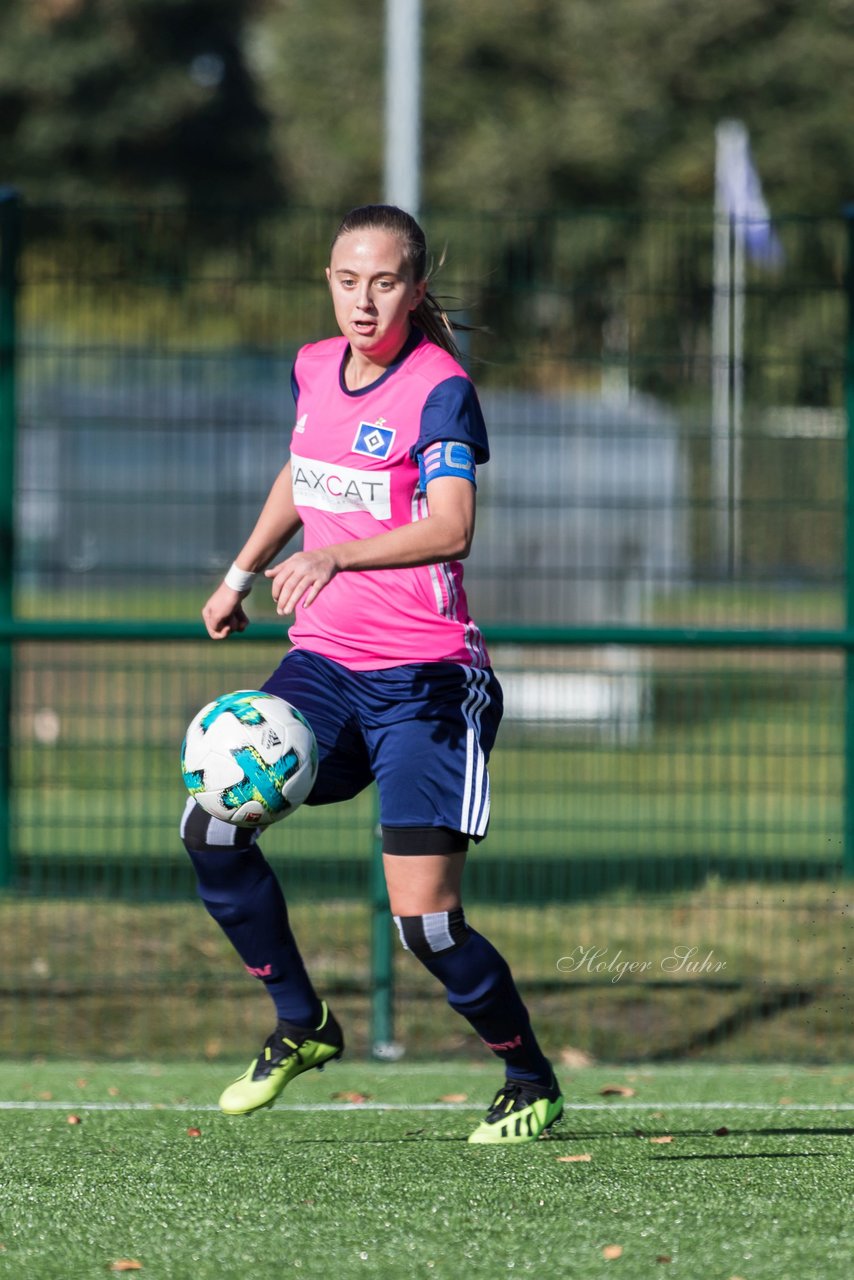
[202,461,303,640]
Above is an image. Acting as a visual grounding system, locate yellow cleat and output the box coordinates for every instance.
[467,1075,564,1144]
[219,1001,344,1116]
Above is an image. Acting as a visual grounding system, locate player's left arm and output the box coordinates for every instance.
[266,473,475,615]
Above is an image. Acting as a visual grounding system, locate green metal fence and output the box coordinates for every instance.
[0,195,851,1065]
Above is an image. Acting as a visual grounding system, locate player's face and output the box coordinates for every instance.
[326,229,427,367]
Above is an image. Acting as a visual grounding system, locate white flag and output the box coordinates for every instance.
[715,120,783,266]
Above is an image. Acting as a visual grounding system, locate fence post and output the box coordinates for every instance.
[0,190,19,889]
[845,205,854,879]
[369,806,398,1058]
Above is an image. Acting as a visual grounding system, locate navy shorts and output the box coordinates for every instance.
[261,649,503,847]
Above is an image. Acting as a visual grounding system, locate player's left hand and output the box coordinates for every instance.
[265,549,340,614]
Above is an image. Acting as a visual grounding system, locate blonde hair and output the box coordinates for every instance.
[330,204,468,360]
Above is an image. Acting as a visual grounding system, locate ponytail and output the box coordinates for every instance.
[412,287,467,361]
[330,204,473,361]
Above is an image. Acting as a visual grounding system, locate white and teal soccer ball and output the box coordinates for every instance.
[181,690,318,828]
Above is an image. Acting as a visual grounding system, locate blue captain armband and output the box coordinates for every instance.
[417,440,477,490]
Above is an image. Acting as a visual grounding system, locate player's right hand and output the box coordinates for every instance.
[202,583,251,640]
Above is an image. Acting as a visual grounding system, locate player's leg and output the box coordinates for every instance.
[181,797,322,1025]
[384,845,553,1081]
[181,796,343,1113]
[180,649,371,1114]
[383,844,563,1143]
[368,662,563,1143]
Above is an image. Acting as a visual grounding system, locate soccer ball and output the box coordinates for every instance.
[181,690,318,828]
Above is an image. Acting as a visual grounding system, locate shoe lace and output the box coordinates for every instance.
[251,1023,305,1080]
[485,1079,541,1121]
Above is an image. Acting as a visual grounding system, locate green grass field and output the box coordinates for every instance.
[0,1061,851,1280]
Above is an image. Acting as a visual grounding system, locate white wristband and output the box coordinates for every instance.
[224,562,256,593]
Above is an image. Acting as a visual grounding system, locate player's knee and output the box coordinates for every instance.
[180,799,268,920]
[393,908,470,962]
[179,797,258,856]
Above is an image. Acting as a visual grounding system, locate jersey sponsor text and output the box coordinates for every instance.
[291,453,392,519]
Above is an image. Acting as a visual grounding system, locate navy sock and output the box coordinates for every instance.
[185,842,322,1028]
[416,927,553,1086]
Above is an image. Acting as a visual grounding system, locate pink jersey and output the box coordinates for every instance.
[286,331,490,670]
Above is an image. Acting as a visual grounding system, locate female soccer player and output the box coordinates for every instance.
[182,204,562,1144]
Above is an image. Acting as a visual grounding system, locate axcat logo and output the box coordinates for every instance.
[290,453,391,518]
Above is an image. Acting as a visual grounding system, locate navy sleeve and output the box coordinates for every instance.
[410,376,490,464]
[290,364,300,406]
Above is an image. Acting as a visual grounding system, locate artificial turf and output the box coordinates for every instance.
[0,1062,851,1280]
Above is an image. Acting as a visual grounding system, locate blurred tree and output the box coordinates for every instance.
[2,0,850,407]
[419,0,854,216]
[3,0,852,216]
[0,0,282,208]
[244,0,854,218]
[247,0,384,212]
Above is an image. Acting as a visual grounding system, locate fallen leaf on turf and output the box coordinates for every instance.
[107,1087,120,1098]
[186,1127,202,1138]
[649,1135,673,1144]
[37,1092,52,1101]
[656,1256,672,1263]
[556,1153,591,1162]
[67,1115,83,1125]
[714,1126,730,1136]
[438,1093,468,1103]
[76,1078,88,1089]
[778,1097,794,1105]
[602,1244,623,1260]
[560,1046,596,1068]
[332,1091,371,1104]
[109,1263,142,1273]
[600,1085,635,1097]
